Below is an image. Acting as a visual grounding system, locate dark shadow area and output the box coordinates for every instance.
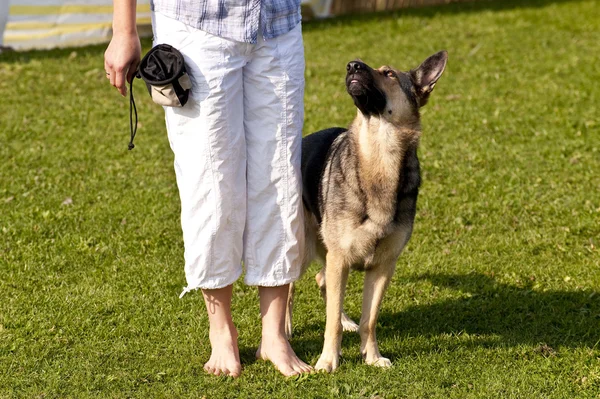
[303,0,586,32]
[382,273,600,347]
[238,347,261,366]
[291,272,600,361]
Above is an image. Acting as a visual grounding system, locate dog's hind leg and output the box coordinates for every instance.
[285,282,295,339]
[316,269,359,332]
[341,310,359,332]
[315,251,350,372]
[359,262,395,368]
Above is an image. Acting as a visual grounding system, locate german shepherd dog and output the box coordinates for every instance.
[287,51,448,372]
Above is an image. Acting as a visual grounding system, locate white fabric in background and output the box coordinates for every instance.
[3,0,150,50]
[0,0,9,46]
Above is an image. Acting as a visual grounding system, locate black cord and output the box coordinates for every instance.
[128,76,138,150]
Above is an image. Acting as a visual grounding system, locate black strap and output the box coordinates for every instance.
[128,76,138,150]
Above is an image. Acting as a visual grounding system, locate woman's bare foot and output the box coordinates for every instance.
[256,334,312,376]
[257,285,313,376]
[204,323,241,377]
[202,285,242,378]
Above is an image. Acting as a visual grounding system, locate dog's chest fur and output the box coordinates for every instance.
[355,118,411,227]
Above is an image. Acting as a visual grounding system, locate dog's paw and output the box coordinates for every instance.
[366,356,392,368]
[315,353,340,373]
[341,315,359,332]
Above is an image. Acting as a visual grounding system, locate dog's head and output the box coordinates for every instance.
[345,51,448,125]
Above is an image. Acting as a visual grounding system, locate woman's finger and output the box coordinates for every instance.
[109,66,116,88]
[114,66,127,96]
[104,60,111,79]
[126,59,140,85]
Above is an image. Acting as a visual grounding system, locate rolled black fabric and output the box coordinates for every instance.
[138,43,191,107]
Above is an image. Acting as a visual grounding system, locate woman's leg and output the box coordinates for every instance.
[152,12,248,377]
[242,22,309,375]
[202,285,241,377]
[257,285,312,376]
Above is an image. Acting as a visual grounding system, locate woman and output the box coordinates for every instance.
[104,0,310,377]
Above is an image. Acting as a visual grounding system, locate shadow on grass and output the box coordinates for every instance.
[292,272,600,361]
[303,0,587,32]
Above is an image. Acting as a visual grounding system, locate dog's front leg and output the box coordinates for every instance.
[359,263,395,367]
[316,269,359,332]
[315,251,349,372]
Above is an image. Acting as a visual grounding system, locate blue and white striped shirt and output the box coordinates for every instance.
[150,0,302,43]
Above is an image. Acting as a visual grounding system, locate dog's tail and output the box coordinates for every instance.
[301,206,320,273]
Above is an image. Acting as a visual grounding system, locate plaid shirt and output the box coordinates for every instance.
[150,0,302,43]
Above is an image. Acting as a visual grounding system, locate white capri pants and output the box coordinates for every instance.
[151,12,305,295]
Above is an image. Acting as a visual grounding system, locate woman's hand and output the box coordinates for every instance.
[104,31,141,96]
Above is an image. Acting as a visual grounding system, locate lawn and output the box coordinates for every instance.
[1,0,599,397]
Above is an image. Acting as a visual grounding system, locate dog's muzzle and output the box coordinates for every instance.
[347,60,367,75]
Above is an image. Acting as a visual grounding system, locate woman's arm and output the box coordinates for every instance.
[104,0,141,96]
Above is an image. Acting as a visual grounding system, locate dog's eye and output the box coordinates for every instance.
[384,70,395,78]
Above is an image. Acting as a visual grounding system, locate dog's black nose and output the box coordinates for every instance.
[347,61,366,74]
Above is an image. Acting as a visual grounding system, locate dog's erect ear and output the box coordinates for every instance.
[410,50,448,107]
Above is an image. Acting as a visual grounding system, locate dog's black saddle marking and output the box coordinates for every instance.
[394,146,421,226]
[301,127,347,224]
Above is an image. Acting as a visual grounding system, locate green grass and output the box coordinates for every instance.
[1,0,599,397]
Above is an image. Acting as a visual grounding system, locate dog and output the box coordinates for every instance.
[286,51,448,372]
